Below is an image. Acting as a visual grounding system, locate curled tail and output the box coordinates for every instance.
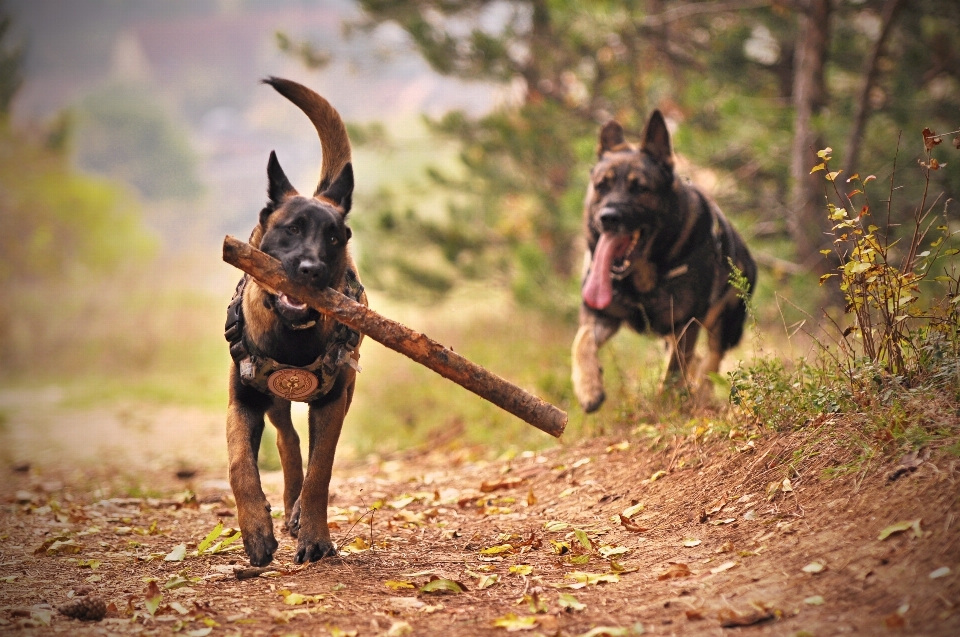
[262,77,351,196]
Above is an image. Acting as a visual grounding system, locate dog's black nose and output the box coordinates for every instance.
[598,207,623,232]
[297,259,326,282]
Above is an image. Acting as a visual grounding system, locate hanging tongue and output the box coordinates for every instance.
[582,233,632,310]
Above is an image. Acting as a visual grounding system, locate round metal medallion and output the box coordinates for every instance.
[267,368,319,401]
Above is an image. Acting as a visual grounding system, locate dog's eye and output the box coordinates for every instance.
[329,236,339,246]
[595,179,610,195]
[287,225,300,235]
[629,178,642,193]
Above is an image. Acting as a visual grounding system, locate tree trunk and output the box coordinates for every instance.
[788,0,833,265]
[843,0,904,178]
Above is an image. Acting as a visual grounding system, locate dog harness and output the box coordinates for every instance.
[224,269,364,402]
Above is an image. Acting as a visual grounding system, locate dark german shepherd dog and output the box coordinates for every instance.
[224,78,365,566]
[572,111,756,412]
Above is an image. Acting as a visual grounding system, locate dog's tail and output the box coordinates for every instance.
[262,77,351,197]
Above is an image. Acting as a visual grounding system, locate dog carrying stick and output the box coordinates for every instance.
[223,236,567,438]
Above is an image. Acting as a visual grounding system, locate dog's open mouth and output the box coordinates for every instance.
[275,293,313,322]
[582,231,640,310]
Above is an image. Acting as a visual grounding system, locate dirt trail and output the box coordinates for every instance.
[0,400,958,636]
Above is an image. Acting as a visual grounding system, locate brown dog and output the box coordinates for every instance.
[572,111,756,412]
[224,78,365,566]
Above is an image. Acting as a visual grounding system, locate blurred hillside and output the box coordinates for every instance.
[8,0,499,253]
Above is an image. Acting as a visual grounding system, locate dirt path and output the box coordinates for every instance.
[1,400,958,636]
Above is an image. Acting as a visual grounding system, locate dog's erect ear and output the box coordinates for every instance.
[597,120,626,158]
[640,110,673,168]
[317,162,353,215]
[267,151,297,205]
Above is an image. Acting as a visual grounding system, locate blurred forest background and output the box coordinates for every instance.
[0,0,957,473]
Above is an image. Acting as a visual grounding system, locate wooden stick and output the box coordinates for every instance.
[222,236,567,438]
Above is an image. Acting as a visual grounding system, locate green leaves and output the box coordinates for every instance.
[419,578,466,594]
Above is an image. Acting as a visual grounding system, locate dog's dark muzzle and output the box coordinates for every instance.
[598,207,626,233]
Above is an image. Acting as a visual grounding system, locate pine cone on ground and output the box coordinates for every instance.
[58,595,107,621]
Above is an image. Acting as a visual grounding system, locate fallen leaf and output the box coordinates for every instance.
[509,565,533,576]
[389,496,416,509]
[185,629,213,637]
[196,522,223,555]
[477,573,500,589]
[574,529,593,551]
[649,470,667,481]
[280,590,323,605]
[164,544,187,562]
[598,545,629,558]
[682,539,702,547]
[685,609,704,620]
[527,487,537,506]
[710,561,738,574]
[77,559,101,569]
[168,601,189,615]
[878,519,922,540]
[709,518,736,526]
[329,628,359,637]
[558,592,586,611]
[657,562,692,580]
[543,520,569,532]
[480,478,525,493]
[606,441,630,453]
[929,566,951,579]
[387,620,413,636]
[550,540,571,555]
[491,613,538,631]
[804,595,825,605]
[617,515,647,533]
[419,578,465,594]
[340,536,370,554]
[480,544,514,555]
[718,607,774,627]
[384,580,415,590]
[705,496,727,515]
[577,627,634,637]
[564,571,619,588]
[884,612,905,628]
[43,539,83,556]
[781,477,793,492]
[802,562,826,574]
[144,581,162,616]
[621,503,645,518]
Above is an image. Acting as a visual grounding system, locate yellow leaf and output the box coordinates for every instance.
[480,544,514,555]
[826,170,843,181]
[491,613,538,631]
[809,163,826,174]
[384,580,415,590]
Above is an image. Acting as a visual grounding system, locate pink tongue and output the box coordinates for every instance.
[583,234,629,310]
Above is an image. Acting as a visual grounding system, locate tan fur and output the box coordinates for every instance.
[264,78,351,197]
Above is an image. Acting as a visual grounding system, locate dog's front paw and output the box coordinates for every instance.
[284,498,301,538]
[242,523,279,567]
[294,535,337,564]
[578,388,606,413]
[572,325,606,413]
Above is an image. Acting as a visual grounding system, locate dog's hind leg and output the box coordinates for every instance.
[266,400,304,538]
[227,391,278,567]
[572,310,620,413]
[294,372,356,563]
[659,321,700,394]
